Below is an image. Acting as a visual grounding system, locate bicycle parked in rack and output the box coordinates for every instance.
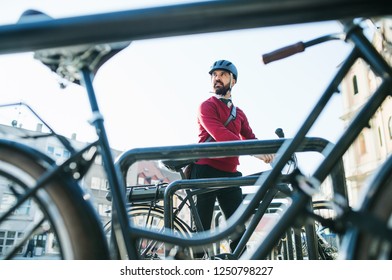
[103,169,339,260]
[103,182,194,260]
[0,1,392,260]
[108,125,339,260]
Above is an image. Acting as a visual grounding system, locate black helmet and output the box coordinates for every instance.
[209,60,238,81]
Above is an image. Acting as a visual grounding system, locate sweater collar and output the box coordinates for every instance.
[214,95,233,108]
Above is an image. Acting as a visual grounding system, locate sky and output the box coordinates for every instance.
[0,0,352,175]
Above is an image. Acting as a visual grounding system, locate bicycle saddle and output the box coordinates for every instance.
[18,9,131,85]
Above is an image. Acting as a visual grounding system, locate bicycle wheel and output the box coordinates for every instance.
[0,142,109,259]
[104,204,194,259]
[342,157,392,259]
[295,200,339,260]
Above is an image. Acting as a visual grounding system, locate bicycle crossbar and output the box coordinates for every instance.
[0,0,390,55]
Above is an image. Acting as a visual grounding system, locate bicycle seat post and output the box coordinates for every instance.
[80,67,137,259]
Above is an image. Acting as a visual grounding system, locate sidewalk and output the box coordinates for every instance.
[13,253,61,260]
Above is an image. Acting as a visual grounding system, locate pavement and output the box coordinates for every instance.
[13,253,61,260]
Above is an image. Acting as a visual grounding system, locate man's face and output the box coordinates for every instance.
[211,70,234,96]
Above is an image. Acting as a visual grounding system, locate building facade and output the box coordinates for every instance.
[0,122,178,257]
[340,18,392,205]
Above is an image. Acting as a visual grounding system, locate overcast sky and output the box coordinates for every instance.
[0,0,352,175]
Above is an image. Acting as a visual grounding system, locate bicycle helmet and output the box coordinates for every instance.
[17,9,53,23]
[209,60,238,81]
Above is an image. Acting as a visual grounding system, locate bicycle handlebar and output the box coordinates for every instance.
[262,33,344,64]
[262,42,305,64]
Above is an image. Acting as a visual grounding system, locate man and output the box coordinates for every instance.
[190,59,274,258]
[24,238,35,258]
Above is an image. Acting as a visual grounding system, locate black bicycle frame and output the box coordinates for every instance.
[113,20,392,259]
[249,22,392,259]
[80,68,138,259]
[0,0,391,260]
[0,0,390,54]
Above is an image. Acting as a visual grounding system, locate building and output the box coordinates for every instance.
[340,18,392,205]
[0,121,179,257]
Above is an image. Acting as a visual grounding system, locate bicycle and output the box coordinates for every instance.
[0,1,391,260]
[103,166,338,260]
[103,182,195,260]
[103,126,340,260]
[158,130,342,260]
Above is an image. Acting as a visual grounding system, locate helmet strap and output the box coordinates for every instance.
[228,73,234,93]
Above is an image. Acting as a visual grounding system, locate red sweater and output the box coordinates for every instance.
[196,96,257,172]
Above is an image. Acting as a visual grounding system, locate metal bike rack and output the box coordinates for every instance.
[162,176,291,258]
[116,137,347,199]
[115,137,346,259]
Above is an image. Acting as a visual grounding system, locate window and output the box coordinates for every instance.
[358,133,367,155]
[94,155,102,165]
[0,192,32,216]
[388,116,392,139]
[91,177,101,190]
[63,150,71,159]
[90,177,107,190]
[0,230,24,255]
[35,233,47,249]
[138,177,145,185]
[353,75,359,95]
[98,203,111,217]
[47,145,68,159]
[378,126,383,147]
[47,146,54,155]
[102,179,108,190]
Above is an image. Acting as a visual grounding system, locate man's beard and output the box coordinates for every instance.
[214,83,230,96]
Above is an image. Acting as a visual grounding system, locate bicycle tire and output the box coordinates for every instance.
[0,142,109,259]
[104,204,194,259]
[342,156,392,259]
[295,200,339,260]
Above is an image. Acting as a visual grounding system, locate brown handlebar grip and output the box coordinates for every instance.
[262,42,305,64]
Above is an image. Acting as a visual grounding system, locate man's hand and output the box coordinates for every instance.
[254,154,275,164]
